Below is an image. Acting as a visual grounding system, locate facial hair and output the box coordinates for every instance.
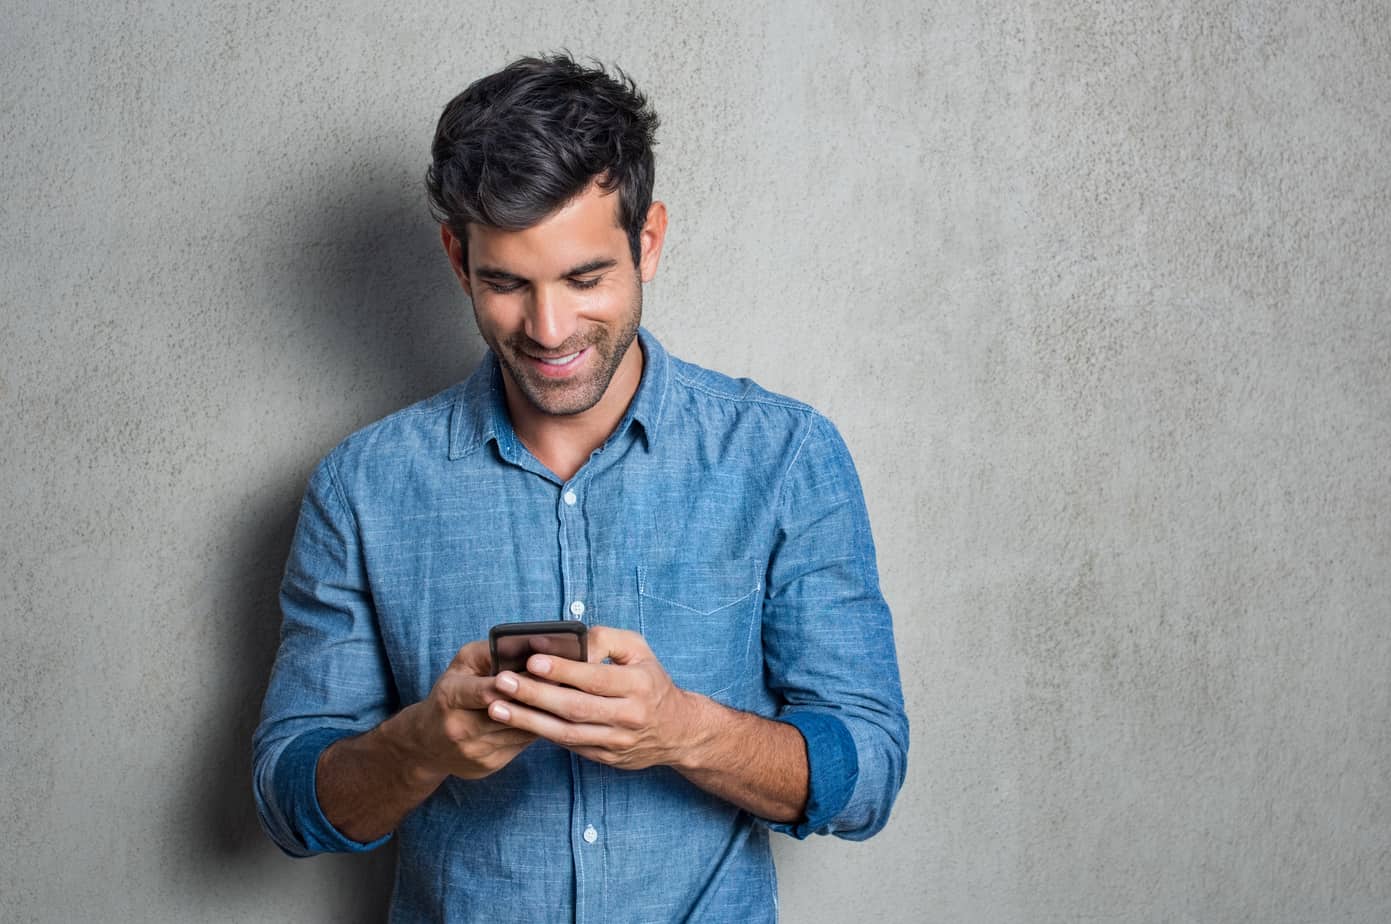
[491,276,642,418]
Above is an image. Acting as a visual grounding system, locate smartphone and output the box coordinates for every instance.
[489,620,588,675]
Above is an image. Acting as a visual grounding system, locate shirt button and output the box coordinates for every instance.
[569,600,586,617]
[583,824,598,844]
[563,490,577,506]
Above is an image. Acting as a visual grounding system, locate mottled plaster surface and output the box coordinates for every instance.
[2,2,1388,922]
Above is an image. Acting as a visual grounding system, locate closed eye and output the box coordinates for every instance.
[569,276,603,290]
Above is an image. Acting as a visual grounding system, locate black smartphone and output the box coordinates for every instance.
[489,620,588,675]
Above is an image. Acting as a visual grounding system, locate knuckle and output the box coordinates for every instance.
[452,640,485,667]
[581,747,612,766]
[442,714,470,742]
[568,697,595,723]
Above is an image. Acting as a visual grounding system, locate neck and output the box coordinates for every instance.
[502,340,644,482]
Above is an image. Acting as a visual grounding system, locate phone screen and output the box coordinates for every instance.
[490,621,587,675]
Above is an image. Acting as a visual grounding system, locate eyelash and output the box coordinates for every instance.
[485,277,602,294]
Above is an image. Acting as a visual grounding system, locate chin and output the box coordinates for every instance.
[521,382,606,417]
[499,358,604,417]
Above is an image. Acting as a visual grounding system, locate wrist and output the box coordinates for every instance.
[380,703,448,790]
[670,690,722,773]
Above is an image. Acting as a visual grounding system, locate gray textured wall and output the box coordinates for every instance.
[2,2,1388,922]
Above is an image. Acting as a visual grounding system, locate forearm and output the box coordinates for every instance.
[316,704,446,843]
[672,693,809,823]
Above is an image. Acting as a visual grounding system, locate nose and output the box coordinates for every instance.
[524,284,579,349]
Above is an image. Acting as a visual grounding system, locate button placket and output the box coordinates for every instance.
[558,476,589,623]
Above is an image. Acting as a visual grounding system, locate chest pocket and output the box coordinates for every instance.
[637,558,761,704]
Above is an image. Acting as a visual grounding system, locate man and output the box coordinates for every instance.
[253,54,908,922]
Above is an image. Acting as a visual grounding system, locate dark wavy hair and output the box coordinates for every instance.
[426,53,660,269]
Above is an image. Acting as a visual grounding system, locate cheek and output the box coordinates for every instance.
[472,297,522,331]
[581,290,618,314]
[587,280,640,317]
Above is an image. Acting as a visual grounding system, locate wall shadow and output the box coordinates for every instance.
[169,156,484,919]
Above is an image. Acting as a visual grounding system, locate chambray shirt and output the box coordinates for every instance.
[253,329,908,923]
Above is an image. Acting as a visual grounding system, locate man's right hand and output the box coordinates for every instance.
[395,639,538,782]
[316,639,536,843]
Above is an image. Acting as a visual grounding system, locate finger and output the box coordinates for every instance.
[442,708,513,743]
[585,625,653,665]
[448,638,493,674]
[496,670,621,723]
[488,698,620,750]
[454,730,536,776]
[570,746,625,766]
[524,655,634,697]
[527,634,584,659]
[440,672,506,711]
[474,717,535,739]
[474,727,537,748]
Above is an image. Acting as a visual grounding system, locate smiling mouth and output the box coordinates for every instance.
[524,346,589,378]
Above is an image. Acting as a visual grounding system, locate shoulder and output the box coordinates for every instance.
[654,348,858,479]
[317,380,465,482]
[663,352,824,435]
[666,352,814,413]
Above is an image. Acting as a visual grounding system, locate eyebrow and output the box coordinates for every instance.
[473,258,618,282]
[564,258,618,277]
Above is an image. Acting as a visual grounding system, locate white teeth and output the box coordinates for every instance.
[538,352,580,365]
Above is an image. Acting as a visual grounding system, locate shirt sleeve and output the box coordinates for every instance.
[251,454,397,857]
[760,413,910,840]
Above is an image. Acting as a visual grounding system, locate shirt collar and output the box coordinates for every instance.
[449,326,669,460]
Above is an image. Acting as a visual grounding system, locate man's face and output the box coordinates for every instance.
[445,183,666,421]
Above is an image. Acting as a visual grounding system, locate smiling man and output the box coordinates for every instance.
[451,178,655,479]
[253,54,908,923]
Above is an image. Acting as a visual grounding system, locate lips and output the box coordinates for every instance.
[526,346,589,379]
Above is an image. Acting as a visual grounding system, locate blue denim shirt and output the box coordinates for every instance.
[253,329,908,923]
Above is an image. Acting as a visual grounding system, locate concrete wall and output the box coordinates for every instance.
[3,2,1388,921]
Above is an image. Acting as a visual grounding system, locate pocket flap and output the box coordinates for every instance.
[637,558,760,615]
[636,557,761,703]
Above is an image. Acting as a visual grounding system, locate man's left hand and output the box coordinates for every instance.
[486,625,708,771]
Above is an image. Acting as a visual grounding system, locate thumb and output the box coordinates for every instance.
[449,638,493,675]
[585,625,653,666]
[440,671,501,711]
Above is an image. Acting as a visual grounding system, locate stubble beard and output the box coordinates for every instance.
[490,279,643,418]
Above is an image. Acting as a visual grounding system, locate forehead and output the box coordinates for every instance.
[465,182,628,274]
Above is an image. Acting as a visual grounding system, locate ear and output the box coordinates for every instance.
[440,224,472,297]
[637,201,668,284]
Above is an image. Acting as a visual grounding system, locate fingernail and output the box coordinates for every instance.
[491,702,511,721]
[530,656,551,675]
[496,673,518,693]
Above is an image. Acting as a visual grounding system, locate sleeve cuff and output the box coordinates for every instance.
[768,711,859,839]
[272,727,394,854]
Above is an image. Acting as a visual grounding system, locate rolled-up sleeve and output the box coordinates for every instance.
[251,454,397,857]
[762,413,909,840]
